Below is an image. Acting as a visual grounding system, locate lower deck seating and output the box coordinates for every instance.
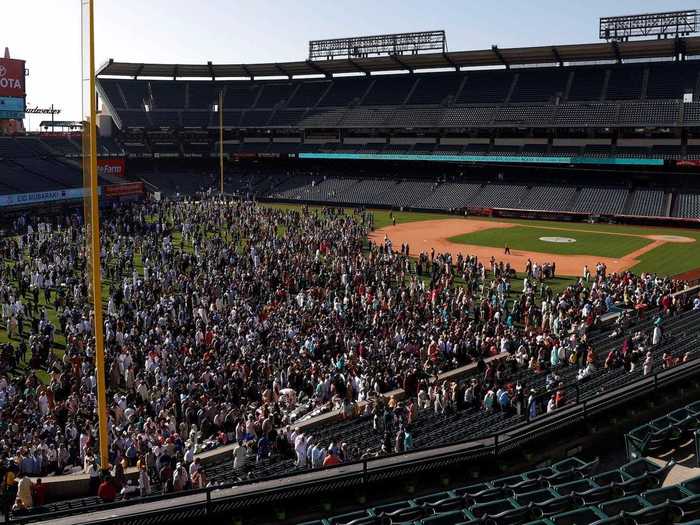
[675,193,700,219]
[296,455,697,525]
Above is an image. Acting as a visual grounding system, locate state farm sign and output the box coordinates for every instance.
[97,159,126,178]
[0,59,25,98]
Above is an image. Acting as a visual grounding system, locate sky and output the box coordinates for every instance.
[2,0,695,128]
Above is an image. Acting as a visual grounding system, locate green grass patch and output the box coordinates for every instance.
[632,242,700,276]
[448,225,653,258]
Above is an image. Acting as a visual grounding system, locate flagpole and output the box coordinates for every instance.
[219,90,224,194]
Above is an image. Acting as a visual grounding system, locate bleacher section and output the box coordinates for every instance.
[97,61,700,132]
[257,176,695,218]
[626,190,666,217]
[0,137,83,195]
[296,456,697,525]
[125,167,699,220]
[0,135,123,196]
[625,399,700,463]
[675,194,700,219]
[571,187,629,215]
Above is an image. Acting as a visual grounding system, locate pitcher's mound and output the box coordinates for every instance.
[647,235,695,243]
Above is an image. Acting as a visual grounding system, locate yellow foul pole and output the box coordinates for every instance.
[219,90,224,194]
[87,0,110,471]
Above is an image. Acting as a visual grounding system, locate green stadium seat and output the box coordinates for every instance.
[381,505,429,523]
[422,496,469,514]
[598,495,650,515]
[451,483,491,498]
[642,485,693,505]
[674,495,700,522]
[327,510,372,525]
[553,478,599,496]
[620,458,663,477]
[369,500,415,516]
[515,488,559,506]
[414,492,453,506]
[469,497,518,518]
[616,472,655,495]
[491,474,526,488]
[575,484,622,506]
[418,510,472,525]
[592,469,630,485]
[337,517,383,525]
[533,494,580,517]
[683,476,700,495]
[523,467,556,480]
[622,500,683,524]
[465,487,515,505]
[549,506,608,525]
[588,517,628,525]
[551,457,589,472]
[485,502,543,524]
[541,469,583,486]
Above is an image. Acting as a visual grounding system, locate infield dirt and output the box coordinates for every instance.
[369,219,694,277]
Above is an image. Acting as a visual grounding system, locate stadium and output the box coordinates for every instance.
[3,3,700,525]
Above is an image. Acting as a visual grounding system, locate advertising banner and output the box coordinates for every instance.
[0,58,26,98]
[0,187,94,208]
[104,182,144,198]
[97,158,126,178]
[677,160,700,168]
[297,152,664,167]
[0,96,25,119]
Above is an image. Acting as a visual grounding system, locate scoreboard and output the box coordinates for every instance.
[0,57,25,120]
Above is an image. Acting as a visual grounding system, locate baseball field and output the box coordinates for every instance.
[366,210,700,279]
[264,204,700,279]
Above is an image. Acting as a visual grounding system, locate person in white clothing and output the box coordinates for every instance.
[294,433,307,468]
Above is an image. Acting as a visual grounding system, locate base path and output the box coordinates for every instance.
[369,219,692,277]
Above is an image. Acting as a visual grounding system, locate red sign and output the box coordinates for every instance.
[104,182,144,197]
[0,58,25,98]
[677,160,700,168]
[97,159,126,178]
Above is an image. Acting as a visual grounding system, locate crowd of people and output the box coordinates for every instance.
[0,196,694,513]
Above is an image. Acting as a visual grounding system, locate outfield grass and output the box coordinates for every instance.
[448,225,653,258]
[264,202,452,229]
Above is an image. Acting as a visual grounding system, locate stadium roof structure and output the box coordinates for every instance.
[97,36,700,79]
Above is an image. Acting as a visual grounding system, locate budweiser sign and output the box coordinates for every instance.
[0,58,25,97]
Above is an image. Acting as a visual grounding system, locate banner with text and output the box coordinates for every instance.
[0,187,96,208]
[104,182,144,198]
[677,160,700,168]
[0,58,26,98]
[298,152,665,167]
[97,158,126,178]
